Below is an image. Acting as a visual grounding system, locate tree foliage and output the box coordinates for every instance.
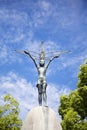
[0,94,22,130]
[59,60,87,130]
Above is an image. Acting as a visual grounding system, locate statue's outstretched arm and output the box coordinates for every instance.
[46,55,59,70]
[24,51,38,69]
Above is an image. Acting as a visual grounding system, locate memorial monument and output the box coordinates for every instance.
[16,42,69,130]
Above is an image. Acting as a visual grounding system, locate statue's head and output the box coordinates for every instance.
[39,59,45,67]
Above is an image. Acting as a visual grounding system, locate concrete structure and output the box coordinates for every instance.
[21,106,62,130]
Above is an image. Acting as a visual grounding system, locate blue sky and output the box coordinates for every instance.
[0,0,87,121]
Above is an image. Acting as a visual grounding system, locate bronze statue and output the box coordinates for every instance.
[16,42,70,106]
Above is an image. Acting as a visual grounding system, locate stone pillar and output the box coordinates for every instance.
[21,106,62,130]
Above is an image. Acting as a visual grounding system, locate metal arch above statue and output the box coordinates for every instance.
[16,42,70,106]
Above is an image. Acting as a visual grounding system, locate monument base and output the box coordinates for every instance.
[21,106,62,130]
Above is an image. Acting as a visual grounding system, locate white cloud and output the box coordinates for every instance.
[0,45,8,59]
[0,71,70,121]
[30,1,54,28]
[34,0,80,29]
[0,8,32,43]
[0,0,85,35]
[54,35,87,71]
[39,1,51,11]
[0,9,29,26]
[0,44,23,65]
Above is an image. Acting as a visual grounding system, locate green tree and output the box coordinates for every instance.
[59,60,87,130]
[0,94,22,130]
[78,61,87,88]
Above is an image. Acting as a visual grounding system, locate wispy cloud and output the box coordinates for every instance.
[0,44,23,65]
[0,8,31,44]
[0,0,86,37]
[0,9,29,26]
